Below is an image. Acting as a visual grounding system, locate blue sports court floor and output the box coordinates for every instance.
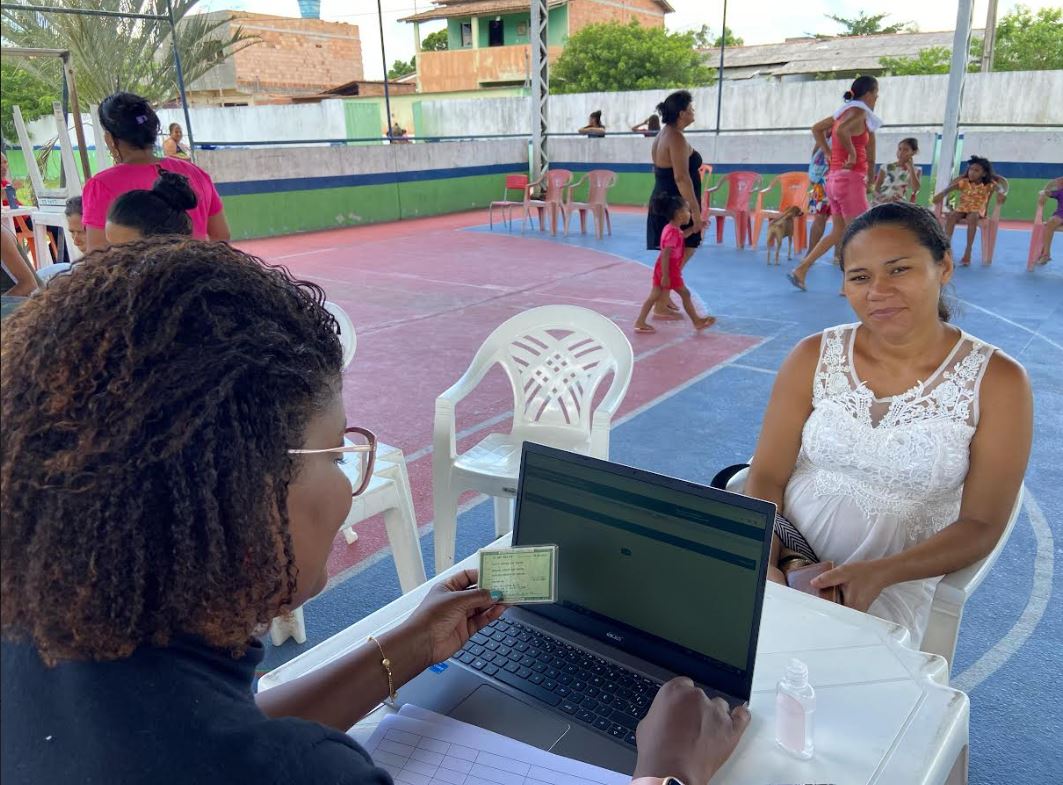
[256,209,1062,785]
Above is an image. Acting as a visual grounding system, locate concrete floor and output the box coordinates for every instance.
[242,208,1062,785]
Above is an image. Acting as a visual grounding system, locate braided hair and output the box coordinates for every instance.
[0,239,343,664]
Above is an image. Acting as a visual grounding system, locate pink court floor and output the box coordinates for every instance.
[240,209,761,587]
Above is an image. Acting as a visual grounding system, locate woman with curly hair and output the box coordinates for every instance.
[0,240,748,784]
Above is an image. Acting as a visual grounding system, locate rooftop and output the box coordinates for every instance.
[700,29,983,78]
[400,0,672,24]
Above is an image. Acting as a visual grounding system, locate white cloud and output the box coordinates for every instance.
[201,0,1059,80]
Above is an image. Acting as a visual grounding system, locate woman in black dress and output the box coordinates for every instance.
[646,90,703,317]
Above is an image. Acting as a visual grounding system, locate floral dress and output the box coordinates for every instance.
[873,162,914,205]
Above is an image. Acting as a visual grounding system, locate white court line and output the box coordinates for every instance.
[273,246,341,261]
[957,298,1063,353]
[952,489,1055,694]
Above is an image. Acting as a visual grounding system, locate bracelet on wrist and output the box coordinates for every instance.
[778,554,813,573]
[367,635,397,704]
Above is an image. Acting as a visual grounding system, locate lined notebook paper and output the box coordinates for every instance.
[363,705,629,785]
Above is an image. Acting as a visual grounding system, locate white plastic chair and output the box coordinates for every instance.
[269,302,427,645]
[432,305,634,572]
[725,466,1024,674]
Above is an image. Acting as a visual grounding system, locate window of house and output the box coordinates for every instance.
[488,20,504,47]
[460,22,472,47]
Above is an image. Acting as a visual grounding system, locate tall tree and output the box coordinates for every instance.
[878,46,952,76]
[1,60,61,142]
[981,5,1063,71]
[692,24,744,48]
[552,21,714,94]
[825,11,913,37]
[421,28,448,51]
[387,58,416,80]
[0,1,256,106]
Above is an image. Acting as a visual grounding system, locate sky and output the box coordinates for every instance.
[198,0,1057,81]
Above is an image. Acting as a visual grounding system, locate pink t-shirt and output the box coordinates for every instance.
[82,157,223,239]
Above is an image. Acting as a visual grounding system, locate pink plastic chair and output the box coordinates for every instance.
[934,175,1009,265]
[704,171,762,249]
[489,174,529,230]
[563,169,616,239]
[523,169,572,235]
[698,163,714,222]
[751,172,811,253]
[1027,193,1049,271]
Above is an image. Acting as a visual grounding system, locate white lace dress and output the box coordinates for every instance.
[783,323,996,642]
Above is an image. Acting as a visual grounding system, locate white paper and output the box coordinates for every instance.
[362,705,629,785]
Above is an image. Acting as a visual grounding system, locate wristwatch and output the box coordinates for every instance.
[630,778,686,785]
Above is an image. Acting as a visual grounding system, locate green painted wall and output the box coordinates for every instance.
[604,170,1048,222]
[342,102,383,142]
[221,172,507,240]
[548,5,569,44]
[447,18,471,49]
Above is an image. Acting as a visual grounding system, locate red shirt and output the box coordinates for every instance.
[82,158,223,239]
[830,109,869,175]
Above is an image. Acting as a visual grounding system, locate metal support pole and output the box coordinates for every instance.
[714,0,727,136]
[980,0,999,74]
[935,0,975,197]
[529,0,549,183]
[61,54,92,181]
[377,0,394,141]
[166,0,196,161]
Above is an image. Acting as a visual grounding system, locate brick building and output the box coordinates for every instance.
[401,0,673,93]
[186,11,364,106]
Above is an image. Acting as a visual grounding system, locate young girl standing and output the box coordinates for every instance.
[872,138,920,206]
[635,195,716,333]
[933,155,1006,265]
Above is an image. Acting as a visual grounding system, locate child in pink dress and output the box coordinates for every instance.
[634,195,716,333]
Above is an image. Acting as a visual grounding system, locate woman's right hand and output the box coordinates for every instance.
[633,678,751,784]
[843,151,857,170]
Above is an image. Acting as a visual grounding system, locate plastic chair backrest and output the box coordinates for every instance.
[544,169,572,202]
[775,172,811,212]
[699,163,714,184]
[504,174,528,197]
[989,175,1009,220]
[724,172,761,211]
[585,170,616,205]
[466,305,633,438]
[324,300,357,370]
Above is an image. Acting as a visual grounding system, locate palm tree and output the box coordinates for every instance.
[1,1,257,106]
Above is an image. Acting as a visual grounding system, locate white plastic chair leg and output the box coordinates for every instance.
[433,483,461,573]
[382,493,428,593]
[493,496,515,537]
[270,606,306,646]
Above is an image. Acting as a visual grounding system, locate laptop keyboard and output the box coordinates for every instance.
[452,618,660,748]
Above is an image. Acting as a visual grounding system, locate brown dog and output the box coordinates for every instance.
[766,206,803,265]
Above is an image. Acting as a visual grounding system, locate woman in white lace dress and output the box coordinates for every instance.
[747,202,1032,643]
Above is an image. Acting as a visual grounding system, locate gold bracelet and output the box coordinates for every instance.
[367,635,396,703]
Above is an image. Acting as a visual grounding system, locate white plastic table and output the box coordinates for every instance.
[260,536,969,785]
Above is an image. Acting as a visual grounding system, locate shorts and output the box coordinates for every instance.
[809,181,831,216]
[652,262,684,291]
[826,170,869,219]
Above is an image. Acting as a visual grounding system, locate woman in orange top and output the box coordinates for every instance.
[933,156,1006,266]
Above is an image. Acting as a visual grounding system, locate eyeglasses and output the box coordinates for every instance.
[288,426,378,497]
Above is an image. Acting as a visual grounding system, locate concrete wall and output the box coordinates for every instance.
[418,70,1063,136]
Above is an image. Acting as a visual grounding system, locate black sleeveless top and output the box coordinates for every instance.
[647,147,704,250]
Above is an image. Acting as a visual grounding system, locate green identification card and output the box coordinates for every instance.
[478,545,558,604]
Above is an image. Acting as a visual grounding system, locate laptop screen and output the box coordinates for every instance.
[513,443,774,698]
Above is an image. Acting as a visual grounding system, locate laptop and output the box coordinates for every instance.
[398,442,776,773]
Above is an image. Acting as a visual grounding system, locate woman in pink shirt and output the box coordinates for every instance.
[82,92,230,251]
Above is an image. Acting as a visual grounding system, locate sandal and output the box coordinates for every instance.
[694,316,717,331]
[634,324,656,334]
[786,272,806,291]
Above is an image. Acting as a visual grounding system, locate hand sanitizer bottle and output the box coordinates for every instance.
[775,657,815,759]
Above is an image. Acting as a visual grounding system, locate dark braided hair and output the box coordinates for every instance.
[0,239,343,664]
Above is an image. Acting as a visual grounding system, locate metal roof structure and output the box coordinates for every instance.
[699,29,984,79]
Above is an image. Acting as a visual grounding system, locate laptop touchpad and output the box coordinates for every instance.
[451,685,570,750]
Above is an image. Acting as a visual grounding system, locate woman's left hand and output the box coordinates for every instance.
[810,560,892,612]
[401,569,507,669]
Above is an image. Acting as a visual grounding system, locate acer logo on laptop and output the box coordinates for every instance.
[606,631,623,643]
